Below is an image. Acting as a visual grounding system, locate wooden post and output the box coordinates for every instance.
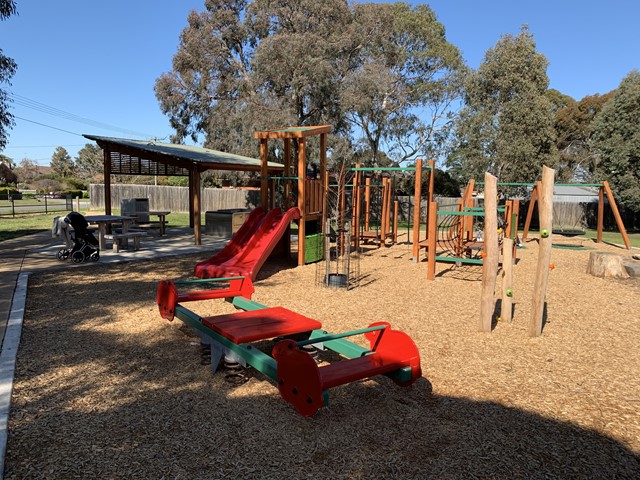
[501,237,514,323]
[353,166,361,252]
[597,185,604,244]
[103,148,112,215]
[297,138,306,266]
[393,200,399,243]
[284,138,291,210]
[479,173,499,333]
[602,181,631,249]
[412,159,423,261]
[193,168,202,246]
[530,166,555,337]
[427,200,437,280]
[259,139,269,209]
[364,177,371,231]
[523,181,540,240]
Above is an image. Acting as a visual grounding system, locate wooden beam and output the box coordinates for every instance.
[254,125,332,139]
[523,181,541,240]
[411,158,423,261]
[260,139,269,208]
[426,200,437,280]
[602,181,631,249]
[193,168,202,245]
[501,237,514,323]
[103,148,112,216]
[479,172,499,333]
[530,166,555,337]
[297,138,306,266]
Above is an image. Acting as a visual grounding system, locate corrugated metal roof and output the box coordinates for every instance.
[83,135,284,170]
[553,185,599,203]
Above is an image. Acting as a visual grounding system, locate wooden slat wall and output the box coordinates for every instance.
[89,184,259,213]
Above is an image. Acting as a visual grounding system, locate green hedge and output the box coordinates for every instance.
[0,187,21,200]
[60,189,84,199]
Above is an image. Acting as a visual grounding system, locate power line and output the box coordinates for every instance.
[14,116,82,136]
[8,92,161,138]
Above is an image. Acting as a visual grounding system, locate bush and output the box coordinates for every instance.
[0,187,21,200]
[60,189,83,199]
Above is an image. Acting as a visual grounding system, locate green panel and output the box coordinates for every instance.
[304,233,324,264]
[231,296,268,311]
[434,255,484,265]
[308,329,371,359]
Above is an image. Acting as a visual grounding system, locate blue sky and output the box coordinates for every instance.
[1,0,638,165]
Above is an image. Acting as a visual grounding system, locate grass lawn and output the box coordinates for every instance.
[1,211,639,248]
[0,210,192,242]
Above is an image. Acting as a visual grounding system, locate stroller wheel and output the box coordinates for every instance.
[90,252,100,262]
[71,251,85,264]
[56,249,69,261]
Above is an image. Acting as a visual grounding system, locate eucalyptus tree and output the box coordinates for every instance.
[75,143,104,181]
[155,0,465,168]
[554,91,613,182]
[155,0,353,158]
[592,70,640,210]
[0,0,18,150]
[449,27,557,184]
[50,147,75,178]
[342,2,465,167]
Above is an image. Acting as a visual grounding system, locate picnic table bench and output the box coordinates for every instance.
[104,231,147,252]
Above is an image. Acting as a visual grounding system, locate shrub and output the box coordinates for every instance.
[60,189,83,199]
[0,187,21,200]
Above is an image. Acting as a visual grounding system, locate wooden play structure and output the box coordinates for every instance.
[522,181,631,249]
[156,275,422,417]
[416,177,521,281]
[254,125,332,266]
[477,165,556,337]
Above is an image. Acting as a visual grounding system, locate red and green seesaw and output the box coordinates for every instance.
[156,276,422,417]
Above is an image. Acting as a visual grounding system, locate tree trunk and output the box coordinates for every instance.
[587,252,630,279]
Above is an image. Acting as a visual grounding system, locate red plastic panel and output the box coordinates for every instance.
[273,339,324,417]
[156,280,178,321]
[202,307,321,344]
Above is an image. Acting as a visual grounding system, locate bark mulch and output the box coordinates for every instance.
[5,236,640,479]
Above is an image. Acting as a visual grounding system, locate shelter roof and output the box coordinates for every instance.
[83,135,284,176]
[253,125,332,139]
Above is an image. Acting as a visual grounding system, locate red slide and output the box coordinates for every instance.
[194,207,300,281]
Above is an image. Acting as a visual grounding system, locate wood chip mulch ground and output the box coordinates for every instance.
[5,235,640,479]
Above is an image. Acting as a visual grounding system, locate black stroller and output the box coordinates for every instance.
[55,212,100,263]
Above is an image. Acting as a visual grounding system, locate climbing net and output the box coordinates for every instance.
[434,205,506,269]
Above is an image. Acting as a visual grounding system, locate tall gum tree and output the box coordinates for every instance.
[155,0,465,168]
[448,27,557,184]
[0,0,18,150]
[592,70,640,211]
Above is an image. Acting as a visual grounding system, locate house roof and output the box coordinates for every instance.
[83,135,284,176]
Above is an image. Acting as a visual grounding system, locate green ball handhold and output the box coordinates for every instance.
[540,229,549,238]
[506,289,513,297]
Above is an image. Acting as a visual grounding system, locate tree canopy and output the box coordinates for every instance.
[447,27,557,185]
[155,0,464,167]
[0,0,17,151]
[592,70,640,210]
[50,147,75,178]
